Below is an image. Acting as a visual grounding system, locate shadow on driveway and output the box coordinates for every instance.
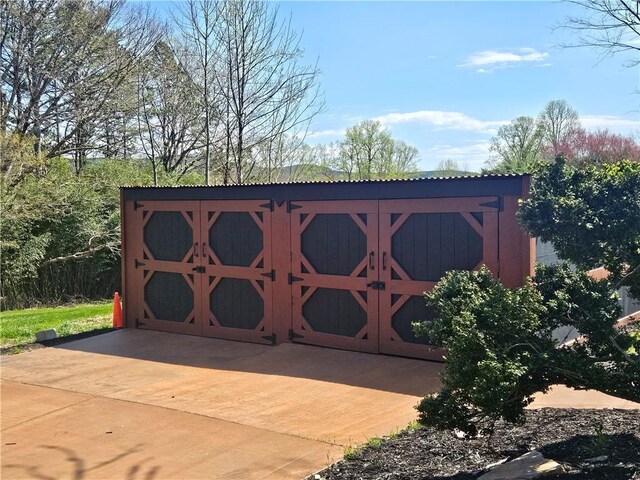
[52,328,442,396]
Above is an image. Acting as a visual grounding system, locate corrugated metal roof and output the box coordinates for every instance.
[120,173,527,189]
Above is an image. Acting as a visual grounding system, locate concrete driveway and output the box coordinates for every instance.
[1,330,443,479]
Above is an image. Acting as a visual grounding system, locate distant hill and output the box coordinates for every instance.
[414,170,477,178]
[249,165,479,183]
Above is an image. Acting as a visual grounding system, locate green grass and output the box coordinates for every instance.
[342,421,424,460]
[0,302,112,348]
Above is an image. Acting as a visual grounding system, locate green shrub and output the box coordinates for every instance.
[518,157,640,300]
[415,265,639,436]
[1,135,170,308]
[415,158,640,436]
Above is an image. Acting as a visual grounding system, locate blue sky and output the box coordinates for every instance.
[152,1,640,171]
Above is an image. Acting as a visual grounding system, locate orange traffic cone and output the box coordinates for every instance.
[112,292,123,328]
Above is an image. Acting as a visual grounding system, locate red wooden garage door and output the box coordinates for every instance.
[289,201,379,353]
[378,197,500,359]
[200,200,274,344]
[134,201,203,335]
[289,197,500,357]
[132,199,274,343]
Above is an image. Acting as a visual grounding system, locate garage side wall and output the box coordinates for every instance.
[498,176,535,288]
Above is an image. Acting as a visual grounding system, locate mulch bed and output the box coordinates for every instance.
[315,408,640,480]
[0,327,117,355]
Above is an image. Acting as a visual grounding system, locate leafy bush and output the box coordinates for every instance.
[416,266,639,436]
[518,157,640,299]
[415,157,640,436]
[1,134,205,309]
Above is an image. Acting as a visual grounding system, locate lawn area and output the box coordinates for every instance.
[0,302,112,348]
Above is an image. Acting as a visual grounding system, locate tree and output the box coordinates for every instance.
[341,120,392,180]
[247,135,323,182]
[414,157,640,435]
[519,156,640,299]
[0,133,140,308]
[331,120,418,180]
[538,99,582,155]
[210,0,323,184]
[434,159,469,177]
[559,128,640,166]
[486,116,544,173]
[172,0,218,185]
[136,42,205,185]
[0,0,161,167]
[415,265,639,436]
[389,141,420,178]
[563,0,640,68]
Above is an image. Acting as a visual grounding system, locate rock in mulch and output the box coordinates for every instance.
[478,451,563,479]
[315,408,640,480]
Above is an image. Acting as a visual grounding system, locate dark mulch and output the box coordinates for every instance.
[316,409,640,480]
[0,327,117,355]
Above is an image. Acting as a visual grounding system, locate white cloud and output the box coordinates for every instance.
[307,128,345,140]
[580,115,639,134]
[373,110,507,134]
[422,142,492,171]
[460,48,549,72]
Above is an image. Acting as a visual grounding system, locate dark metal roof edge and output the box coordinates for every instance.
[119,173,530,189]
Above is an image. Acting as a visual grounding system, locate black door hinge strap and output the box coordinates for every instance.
[287,201,302,212]
[288,273,303,284]
[289,329,303,341]
[261,270,275,281]
[260,200,274,211]
[479,197,503,211]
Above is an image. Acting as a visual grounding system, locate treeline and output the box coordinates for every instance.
[485,100,640,173]
[0,0,325,184]
[0,0,423,309]
[2,1,639,309]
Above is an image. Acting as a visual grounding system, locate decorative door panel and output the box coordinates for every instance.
[200,200,274,344]
[378,197,500,359]
[289,201,379,353]
[134,201,203,335]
